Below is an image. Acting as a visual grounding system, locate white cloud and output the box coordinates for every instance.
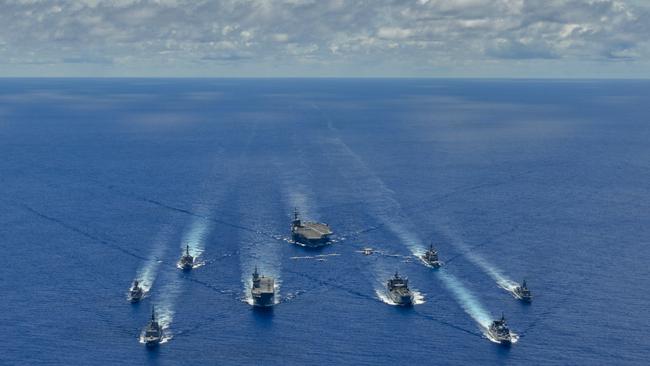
[377,27,413,40]
[271,33,290,42]
[0,0,647,76]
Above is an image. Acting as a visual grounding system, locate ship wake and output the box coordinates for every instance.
[149,268,187,343]
[439,224,519,292]
[466,251,517,292]
[437,269,492,329]
[484,330,520,344]
[290,253,341,261]
[311,127,494,327]
[412,290,426,305]
[375,289,399,306]
[130,226,173,300]
[181,216,212,262]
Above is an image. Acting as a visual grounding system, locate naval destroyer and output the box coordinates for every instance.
[178,245,194,270]
[420,244,442,268]
[291,209,332,247]
[251,266,275,307]
[142,307,163,347]
[487,314,514,344]
[129,280,144,303]
[386,272,413,306]
[512,280,532,302]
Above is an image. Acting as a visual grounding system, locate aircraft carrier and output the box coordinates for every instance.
[251,266,275,307]
[291,209,332,247]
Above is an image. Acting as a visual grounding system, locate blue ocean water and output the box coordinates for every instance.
[1,78,649,365]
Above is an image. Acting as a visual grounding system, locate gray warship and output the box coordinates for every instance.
[512,280,532,302]
[291,209,332,247]
[386,272,413,306]
[142,307,163,347]
[129,280,144,303]
[251,266,275,307]
[420,244,441,268]
[487,314,513,344]
[178,245,194,270]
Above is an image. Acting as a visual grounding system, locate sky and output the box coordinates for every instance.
[0,0,649,78]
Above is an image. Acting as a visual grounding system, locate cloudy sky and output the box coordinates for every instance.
[1,0,649,77]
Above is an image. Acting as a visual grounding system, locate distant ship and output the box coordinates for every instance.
[386,272,413,306]
[512,280,532,302]
[142,307,163,347]
[362,247,374,255]
[487,314,513,344]
[178,245,194,270]
[420,244,442,268]
[251,266,275,307]
[129,280,144,303]
[291,209,332,247]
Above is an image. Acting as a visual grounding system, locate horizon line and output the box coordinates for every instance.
[0,76,649,81]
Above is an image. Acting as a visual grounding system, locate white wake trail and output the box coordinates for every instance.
[133,226,172,294]
[316,127,493,330]
[438,224,518,291]
[437,269,492,328]
[148,268,185,343]
[180,216,212,267]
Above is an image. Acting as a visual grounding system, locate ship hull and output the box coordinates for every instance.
[420,257,441,268]
[252,292,275,307]
[388,292,413,306]
[129,296,142,303]
[144,336,161,347]
[513,289,532,302]
[178,260,193,271]
[487,331,512,345]
[514,294,532,302]
[292,233,331,247]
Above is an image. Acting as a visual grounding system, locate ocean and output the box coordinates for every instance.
[1,78,648,365]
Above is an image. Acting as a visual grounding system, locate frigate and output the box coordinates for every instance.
[512,280,532,302]
[420,243,441,268]
[386,272,413,306]
[488,314,513,344]
[291,209,332,247]
[178,245,194,270]
[251,266,275,307]
[129,280,144,303]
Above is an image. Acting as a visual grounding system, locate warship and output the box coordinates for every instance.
[420,244,441,268]
[512,280,532,302]
[386,272,413,306]
[362,247,374,255]
[291,209,332,247]
[251,266,275,307]
[487,314,513,344]
[142,307,163,347]
[129,280,144,303]
[178,245,194,270]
